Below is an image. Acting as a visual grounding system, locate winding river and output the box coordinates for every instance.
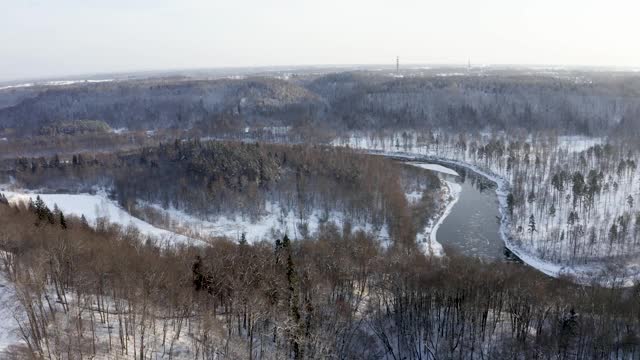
[410,161,519,262]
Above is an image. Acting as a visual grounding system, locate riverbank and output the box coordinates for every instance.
[375,150,640,287]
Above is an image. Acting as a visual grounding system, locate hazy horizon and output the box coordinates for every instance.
[1,0,639,82]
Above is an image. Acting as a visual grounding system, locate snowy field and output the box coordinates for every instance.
[139,201,391,245]
[406,162,460,177]
[0,187,393,247]
[1,189,195,246]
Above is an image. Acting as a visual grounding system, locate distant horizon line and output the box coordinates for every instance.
[2,62,639,85]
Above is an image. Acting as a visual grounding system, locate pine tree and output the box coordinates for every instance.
[59,212,67,229]
[34,196,46,219]
[46,209,55,224]
[192,255,206,292]
[568,211,579,226]
[80,214,89,227]
[282,234,302,359]
[507,193,515,216]
[528,215,537,242]
[527,189,536,204]
[609,224,618,246]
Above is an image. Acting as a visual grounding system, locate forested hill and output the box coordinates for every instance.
[1,70,640,137]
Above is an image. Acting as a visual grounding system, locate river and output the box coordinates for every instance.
[411,161,519,262]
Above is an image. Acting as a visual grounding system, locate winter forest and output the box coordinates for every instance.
[2,69,640,359]
[334,131,640,281]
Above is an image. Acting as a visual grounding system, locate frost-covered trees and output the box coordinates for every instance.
[2,196,640,359]
[334,130,640,266]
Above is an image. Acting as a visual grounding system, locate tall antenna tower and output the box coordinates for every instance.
[468,57,471,72]
[396,56,399,73]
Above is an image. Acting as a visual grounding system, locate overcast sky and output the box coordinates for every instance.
[0,0,638,81]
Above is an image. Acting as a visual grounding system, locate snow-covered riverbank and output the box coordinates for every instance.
[404,162,461,257]
[374,150,640,286]
[416,180,461,257]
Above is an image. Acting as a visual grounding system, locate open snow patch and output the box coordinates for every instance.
[406,162,459,176]
[1,190,196,246]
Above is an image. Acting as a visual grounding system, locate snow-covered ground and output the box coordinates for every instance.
[139,201,391,245]
[0,189,196,246]
[333,131,640,286]
[406,162,460,177]
[415,181,461,257]
[556,135,605,153]
[0,78,113,91]
[0,184,393,247]
[0,272,22,354]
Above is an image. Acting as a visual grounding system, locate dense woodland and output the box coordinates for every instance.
[2,141,442,245]
[2,70,640,139]
[1,198,640,359]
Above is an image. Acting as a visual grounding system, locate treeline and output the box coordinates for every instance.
[3,71,640,139]
[1,197,639,359]
[0,131,166,161]
[0,77,324,137]
[38,120,112,136]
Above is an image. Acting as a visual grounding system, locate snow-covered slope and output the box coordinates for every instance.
[1,190,195,246]
[406,162,460,176]
[0,272,22,354]
[139,201,391,245]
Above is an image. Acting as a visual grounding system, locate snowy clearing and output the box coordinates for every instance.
[1,189,196,246]
[140,201,391,245]
[406,162,459,176]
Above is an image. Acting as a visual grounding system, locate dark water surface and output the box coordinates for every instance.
[418,163,511,261]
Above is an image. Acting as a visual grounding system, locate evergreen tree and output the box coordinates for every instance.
[528,215,537,242]
[568,211,579,226]
[34,196,46,219]
[609,224,618,245]
[59,212,67,229]
[80,214,89,227]
[507,193,515,216]
[282,234,302,359]
[527,189,536,204]
[192,255,206,292]
[46,209,55,225]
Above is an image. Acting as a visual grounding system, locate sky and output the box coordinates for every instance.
[0,0,638,81]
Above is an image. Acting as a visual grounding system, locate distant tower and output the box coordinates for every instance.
[468,57,471,72]
[396,56,400,73]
